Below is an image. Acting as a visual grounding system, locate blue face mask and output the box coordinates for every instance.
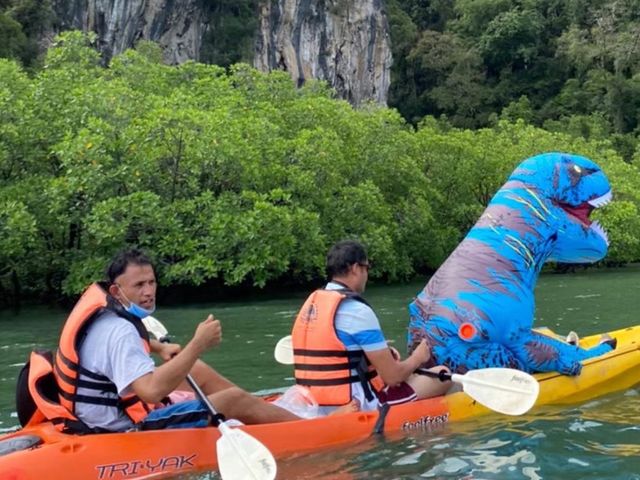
[117,285,156,319]
[125,301,155,319]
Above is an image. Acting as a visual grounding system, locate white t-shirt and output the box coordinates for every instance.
[75,311,155,431]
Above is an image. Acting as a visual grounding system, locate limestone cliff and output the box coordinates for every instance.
[254,0,392,105]
[50,0,392,105]
[52,0,206,64]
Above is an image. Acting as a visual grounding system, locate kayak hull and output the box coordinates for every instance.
[2,324,640,479]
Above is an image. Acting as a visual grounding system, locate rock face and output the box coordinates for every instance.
[50,0,392,105]
[52,0,206,64]
[254,0,392,105]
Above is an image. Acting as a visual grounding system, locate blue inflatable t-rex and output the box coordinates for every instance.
[408,152,614,375]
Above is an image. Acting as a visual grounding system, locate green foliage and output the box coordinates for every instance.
[0,200,37,263]
[0,13,27,61]
[387,0,640,160]
[0,0,54,67]
[2,31,640,306]
[5,0,640,162]
[44,30,101,70]
[7,0,53,37]
[499,95,534,124]
[199,0,258,67]
[476,8,544,72]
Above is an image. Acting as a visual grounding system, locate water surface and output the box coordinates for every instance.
[2,267,639,478]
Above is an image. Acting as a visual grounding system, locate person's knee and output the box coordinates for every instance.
[210,386,246,403]
[207,387,249,416]
[192,360,236,394]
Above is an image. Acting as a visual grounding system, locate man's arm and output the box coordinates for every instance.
[131,315,221,403]
[336,301,431,387]
[150,339,181,362]
[365,339,430,386]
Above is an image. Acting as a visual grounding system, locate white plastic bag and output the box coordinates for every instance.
[273,385,319,419]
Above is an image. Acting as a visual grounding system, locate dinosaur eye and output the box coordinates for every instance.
[573,165,582,174]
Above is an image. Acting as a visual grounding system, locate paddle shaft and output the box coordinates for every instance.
[418,368,535,395]
[416,368,451,382]
[144,315,278,479]
[159,336,226,427]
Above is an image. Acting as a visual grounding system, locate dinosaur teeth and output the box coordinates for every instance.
[591,220,609,245]
[588,190,613,208]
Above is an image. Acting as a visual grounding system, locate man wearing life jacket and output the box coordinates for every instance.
[292,240,451,415]
[58,248,300,432]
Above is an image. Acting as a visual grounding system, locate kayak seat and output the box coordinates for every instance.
[16,349,59,427]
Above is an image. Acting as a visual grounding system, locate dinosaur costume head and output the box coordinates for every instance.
[509,152,612,263]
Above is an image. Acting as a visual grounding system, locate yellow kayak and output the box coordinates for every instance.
[444,324,640,420]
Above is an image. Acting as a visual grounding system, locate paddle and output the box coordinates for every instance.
[274,335,294,365]
[142,316,277,480]
[415,367,538,415]
[274,334,539,416]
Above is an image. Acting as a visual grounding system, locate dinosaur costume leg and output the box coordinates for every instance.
[430,339,526,374]
[409,308,613,375]
[428,330,613,375]
[511,330,613,376]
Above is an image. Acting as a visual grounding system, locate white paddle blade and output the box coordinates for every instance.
[217,423,277,480]
[274,335,294,365]
[142,315,169,341]
[452,368,539,416]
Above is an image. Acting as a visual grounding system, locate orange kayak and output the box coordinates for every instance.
[2,324,640,480]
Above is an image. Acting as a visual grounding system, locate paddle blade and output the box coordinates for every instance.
[217,423,277,480]
[452,368,539,416]
[274,335,294,365]
[142,315,169,341]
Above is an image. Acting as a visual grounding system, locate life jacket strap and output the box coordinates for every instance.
[56,349,111,382]
[294,360,362,371]
[55,417,107,435]
[296,370,378,387]
[59,389,120,407]
[292,348,364,358]
[294,348,376,400]
[355,355,375,402]
[55,365,117,394]
[120,395,149,410]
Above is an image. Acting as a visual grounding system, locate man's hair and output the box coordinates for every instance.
[325,240,368,279]
[106,248,155,284]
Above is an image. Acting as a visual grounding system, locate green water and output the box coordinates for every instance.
[2,267,640,479]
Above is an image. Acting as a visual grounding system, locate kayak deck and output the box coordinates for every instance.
[2,324,639,479]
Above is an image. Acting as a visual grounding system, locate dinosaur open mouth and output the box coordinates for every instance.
[559,190,612,227]
[561,202,594,226]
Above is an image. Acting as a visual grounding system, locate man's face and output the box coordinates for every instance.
[111,263,157,310]
[352,260,370,294]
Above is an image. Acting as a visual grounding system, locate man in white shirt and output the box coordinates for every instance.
[69,248,300,431]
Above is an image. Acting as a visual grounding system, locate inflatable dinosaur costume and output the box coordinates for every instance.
[408,152,614,375]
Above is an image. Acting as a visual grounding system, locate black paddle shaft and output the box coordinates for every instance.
[415,368,452,382]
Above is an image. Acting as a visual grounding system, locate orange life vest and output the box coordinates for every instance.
[54,282,154,428]
[291,288,385,406]
[16,349,92,432]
